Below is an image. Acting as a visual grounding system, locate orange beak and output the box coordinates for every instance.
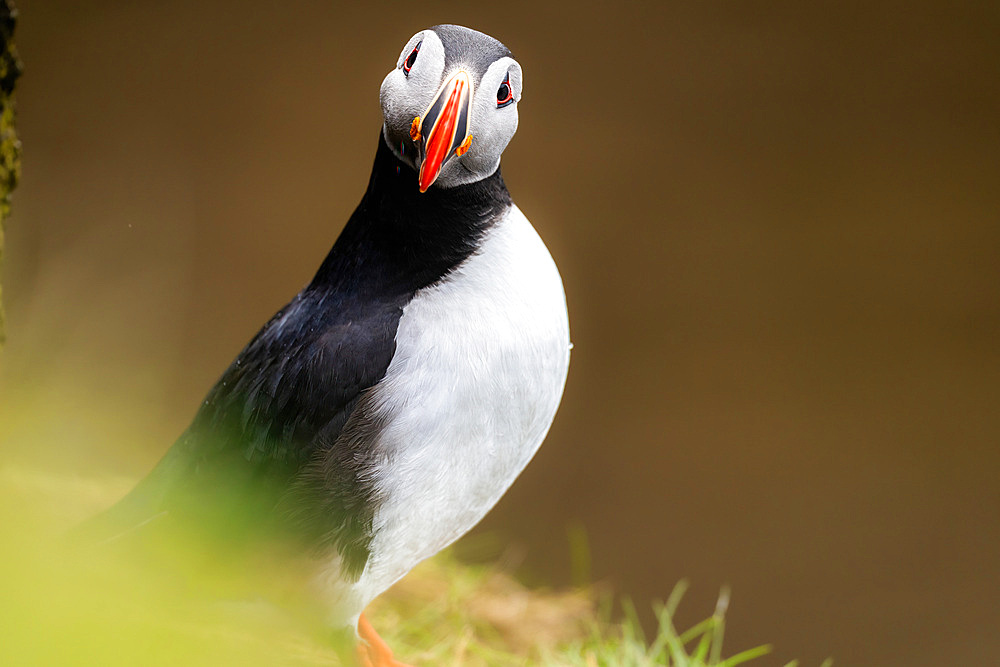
[415,70,473,193]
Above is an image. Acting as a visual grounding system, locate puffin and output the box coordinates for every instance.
[86,24,570,666]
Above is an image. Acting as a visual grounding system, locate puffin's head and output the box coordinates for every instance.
[380,25,522,192]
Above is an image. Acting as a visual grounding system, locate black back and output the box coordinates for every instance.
[101,133,512,578]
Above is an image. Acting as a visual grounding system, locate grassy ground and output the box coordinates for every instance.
[0,465,828,666]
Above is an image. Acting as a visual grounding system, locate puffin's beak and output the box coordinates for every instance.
[414,70,473,193]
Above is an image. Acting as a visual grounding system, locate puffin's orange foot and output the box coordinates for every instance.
[356,612,413,667]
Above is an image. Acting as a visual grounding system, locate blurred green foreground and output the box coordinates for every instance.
[0,462,802,666]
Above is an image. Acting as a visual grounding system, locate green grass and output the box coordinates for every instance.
[374,555,831,666]
[548,585,829,667]
[0,465,829,666]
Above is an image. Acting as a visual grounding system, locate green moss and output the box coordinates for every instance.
[0,0,21,348]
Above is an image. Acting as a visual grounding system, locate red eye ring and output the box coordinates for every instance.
[403,41,421,76]
[496,73,514,108]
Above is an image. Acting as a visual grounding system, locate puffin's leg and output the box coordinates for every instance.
[356,612,413,667]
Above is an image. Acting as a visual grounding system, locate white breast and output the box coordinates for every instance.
[328,204,570,618]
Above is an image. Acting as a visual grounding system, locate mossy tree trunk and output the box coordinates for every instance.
[0,0,21,349]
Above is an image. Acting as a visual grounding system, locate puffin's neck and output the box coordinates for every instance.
[310,133,512,295]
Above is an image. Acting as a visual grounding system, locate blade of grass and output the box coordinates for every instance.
[718,644,773,666]
[710,586,731,665]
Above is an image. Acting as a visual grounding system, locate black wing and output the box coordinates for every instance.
[89,287,403,574]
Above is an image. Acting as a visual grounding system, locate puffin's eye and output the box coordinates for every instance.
[402,41,421,76]
[496,73,514,108]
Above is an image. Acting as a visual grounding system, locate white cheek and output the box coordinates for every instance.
[466,101,518,173]
[379,71,402,118]
[380,69,440,139]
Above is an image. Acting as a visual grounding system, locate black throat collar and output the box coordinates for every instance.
[311,132,513,296]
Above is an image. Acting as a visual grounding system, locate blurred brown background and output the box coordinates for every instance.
[2,1,998,665]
